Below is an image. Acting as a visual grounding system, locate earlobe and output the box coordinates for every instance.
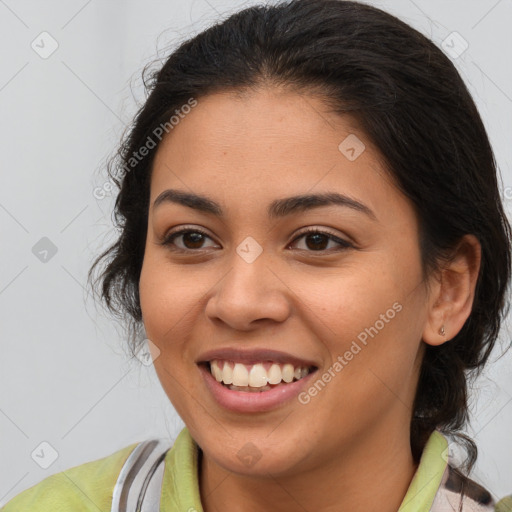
[422,234,481,347]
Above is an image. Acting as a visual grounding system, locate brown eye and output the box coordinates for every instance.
[290,228,353,252]
[160,226,353,254]
[179,231,208,249]
[161,228,217,251]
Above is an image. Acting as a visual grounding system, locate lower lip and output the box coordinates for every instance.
[199,364,317,413]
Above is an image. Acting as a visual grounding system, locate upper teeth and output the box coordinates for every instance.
[210,360,311,387]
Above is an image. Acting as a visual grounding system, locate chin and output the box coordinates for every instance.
[200,430,314,478]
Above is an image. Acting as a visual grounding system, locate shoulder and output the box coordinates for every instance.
[432,464,501,512]
[495,496,512,512]
[1,441,140,512]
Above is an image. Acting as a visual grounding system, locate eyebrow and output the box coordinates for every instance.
[153,188,377,221]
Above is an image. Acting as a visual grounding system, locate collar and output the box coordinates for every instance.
[161,427,448,512]
[399,430,448,511]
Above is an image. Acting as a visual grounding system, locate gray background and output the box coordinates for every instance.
[1,0,511,505]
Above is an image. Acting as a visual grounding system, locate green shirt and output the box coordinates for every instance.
[1,427,507,511]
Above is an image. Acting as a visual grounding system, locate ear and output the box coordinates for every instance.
[422,234,481,346]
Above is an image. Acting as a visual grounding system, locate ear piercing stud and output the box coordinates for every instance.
[439,325,446,336]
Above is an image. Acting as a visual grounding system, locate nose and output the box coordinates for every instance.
[205,252,292,331]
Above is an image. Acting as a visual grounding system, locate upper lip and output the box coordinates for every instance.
[196,348,319,368]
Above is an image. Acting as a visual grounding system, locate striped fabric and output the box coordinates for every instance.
[431,464,496,511]
[110,438,171,512]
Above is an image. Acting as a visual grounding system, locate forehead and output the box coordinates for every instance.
[153,88,365,165]
[149,88,408,223]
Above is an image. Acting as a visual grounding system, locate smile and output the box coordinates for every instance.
[209,360,314,392]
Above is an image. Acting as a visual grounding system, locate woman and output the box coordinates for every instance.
[3,0,511,511]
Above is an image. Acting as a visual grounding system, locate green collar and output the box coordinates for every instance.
[398,430,448,512]
[161,427,203,511]
[161,427,448,512]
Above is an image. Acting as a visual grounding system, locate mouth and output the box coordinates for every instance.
[196,348,319,412]
[202,360,316,392]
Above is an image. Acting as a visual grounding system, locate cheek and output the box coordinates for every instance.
[139,251,200,339]
[138,256,199,416]
[298,257,423,387]
[297,263,407,341]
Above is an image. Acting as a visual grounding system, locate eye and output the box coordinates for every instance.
[288,227,353,252]
[159,227,218,252]
[159,226,353,253]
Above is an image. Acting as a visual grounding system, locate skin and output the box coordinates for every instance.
[138,87,481,512]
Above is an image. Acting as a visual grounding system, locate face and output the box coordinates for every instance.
[139,87,431,477]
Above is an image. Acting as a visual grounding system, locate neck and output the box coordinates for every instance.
[199,424,418,512]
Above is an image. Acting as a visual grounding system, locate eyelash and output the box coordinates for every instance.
[159,226,353,254]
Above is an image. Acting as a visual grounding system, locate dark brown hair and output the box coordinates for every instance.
[88,0,511,488]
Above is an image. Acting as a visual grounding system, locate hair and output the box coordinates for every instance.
[88,0,511,496]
